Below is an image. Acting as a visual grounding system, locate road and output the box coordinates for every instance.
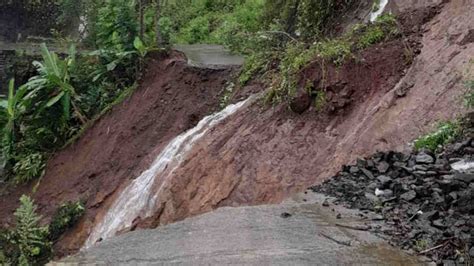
[60,192,420,265]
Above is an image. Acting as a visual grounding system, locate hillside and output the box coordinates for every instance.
[0,0,473,264]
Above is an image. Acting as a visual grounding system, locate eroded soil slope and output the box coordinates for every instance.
[0,52,235,256]
[1,0,472,258]
[138,0,473,228]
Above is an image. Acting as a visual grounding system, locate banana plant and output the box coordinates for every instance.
[0,79,27,164]
[23,43,87,126]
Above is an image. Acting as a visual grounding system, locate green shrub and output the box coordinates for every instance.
[177,16,213,44]
[357,26,385,49]
[414,121,461,152]
[49,201,85,241]
[0,195,51,265]
[257,13,399,106]
[12,153,45,185]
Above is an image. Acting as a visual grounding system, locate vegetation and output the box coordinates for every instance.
[264,14,399,104]
[0,196,85,265]
[0,0,160,185]
[0,196,51,265]
[414,121,461,152]
[49,201,85,241]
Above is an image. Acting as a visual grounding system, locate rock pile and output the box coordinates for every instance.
[311,132,474,264]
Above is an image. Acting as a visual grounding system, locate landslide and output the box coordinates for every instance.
[0,51,236,256]
[135,0,473,230]
[2,0,473,259]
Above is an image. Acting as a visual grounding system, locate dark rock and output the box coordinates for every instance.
[416,153,435,164]
[377,161,390,173]
[442,260,455,266]
[432,219,447,229]
[448,192,458,201]
[289,88,311,114]
[453,142,465,153]
[413,170,428,176]
[457,188,474,213]
[372,214,384,221]
[367,160,375,168]
[400,190,417,201]
[308,128,474,262]
[356,159,367,168]
[280,212,292,218]
[377,175,392,188]
[413,165,428,171]
[349,166,359,174]
[382,189,394,198]
[336,213,342,219]
[454,220,465,227]
[421,210,439,221]
[454,173,474,183]
[361,168,375,179]
[432,192,445,204]
[367,182,378,190]
[449,158,463,164]
[364,193,379,203]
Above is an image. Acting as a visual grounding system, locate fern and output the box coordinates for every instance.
[1,195,51,265]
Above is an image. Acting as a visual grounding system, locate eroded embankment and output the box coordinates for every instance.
[131,0,473,231]
[0,51,236,256]
[1,0,472,259]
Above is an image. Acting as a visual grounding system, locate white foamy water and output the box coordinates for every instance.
[451,160,474,173]
[370,0,389,22]
[84,98,251,249]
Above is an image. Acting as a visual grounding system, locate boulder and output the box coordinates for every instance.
[289,88,311,114]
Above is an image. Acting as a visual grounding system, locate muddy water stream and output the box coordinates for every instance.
[84,97,253,249]
[370,0,390,22]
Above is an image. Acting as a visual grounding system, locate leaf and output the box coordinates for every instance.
[62,91,71,122]
[106,61,118,71]
[40,43,60,77]
[133,36,146,56]
[0,99,7,108]
[45,91,65,107]
[7,78,15,115]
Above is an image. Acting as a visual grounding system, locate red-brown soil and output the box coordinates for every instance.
[0,51,236,256]
[132,0,473,230]
[1,0,472,259]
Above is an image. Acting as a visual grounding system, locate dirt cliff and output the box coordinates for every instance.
[0,0,472,258]
[0,51,235,256]
[135,0,473,229]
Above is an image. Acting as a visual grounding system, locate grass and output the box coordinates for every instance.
[414,239,429,252]
[262,13,399,106]
[414,121,461,152]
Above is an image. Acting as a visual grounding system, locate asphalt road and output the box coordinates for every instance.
[174,44,244,69]
[60,192,420,265]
